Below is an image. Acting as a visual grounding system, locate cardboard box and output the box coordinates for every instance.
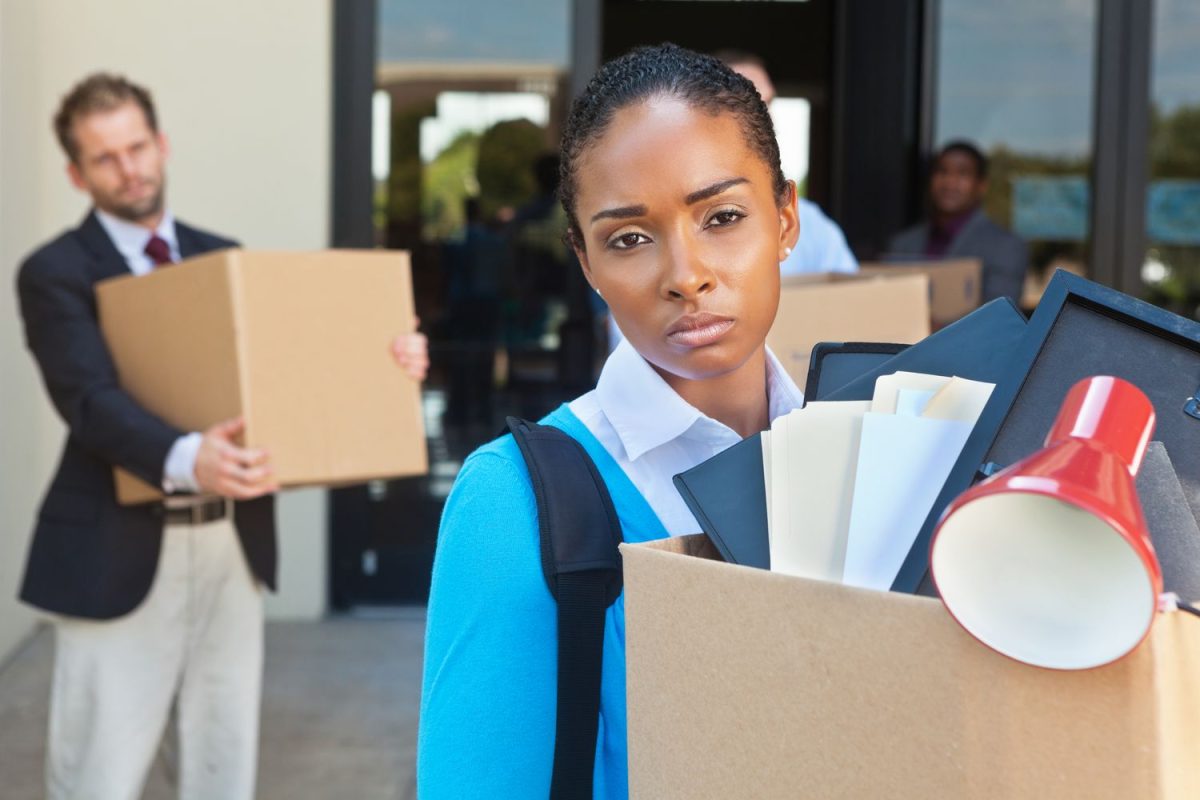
[97,249,428,505]
[622,534,1200,799]
[860,258,983,328]
[767,272,931,385]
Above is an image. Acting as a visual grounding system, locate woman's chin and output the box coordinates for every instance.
[644,340,760,384]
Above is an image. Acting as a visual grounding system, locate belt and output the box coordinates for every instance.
[163,498,230,526]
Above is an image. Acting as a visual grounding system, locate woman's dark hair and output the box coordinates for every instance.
[559,42,787,249]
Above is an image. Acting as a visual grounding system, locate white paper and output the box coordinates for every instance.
[768,402,871,581]
[871,372,952,414]
[842,413,974,591]
[768,413,792,557]
[921,376,995,425]
[895,389,935,417]
[762,428,774,547]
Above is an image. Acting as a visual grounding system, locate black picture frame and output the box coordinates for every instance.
[892,269,1200,594]
[805,342,909,403]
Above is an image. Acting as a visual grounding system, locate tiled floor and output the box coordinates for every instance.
[0,611,426,800]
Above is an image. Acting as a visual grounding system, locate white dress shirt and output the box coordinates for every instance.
[95,208,202,493]
[569,338,804,536]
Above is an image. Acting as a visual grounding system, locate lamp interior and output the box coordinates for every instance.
[933,492,1156,670]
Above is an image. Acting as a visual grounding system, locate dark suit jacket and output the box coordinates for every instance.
[16,211,277,620]
[888,209,1029,304]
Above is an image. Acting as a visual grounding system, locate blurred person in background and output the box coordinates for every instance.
[445,196,504,425]
[888,139,1028,303]
[717,49,858,276]
[15,72,428,800]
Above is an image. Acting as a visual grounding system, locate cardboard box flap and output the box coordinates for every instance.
[235,250,427,485]
[99,249,244,504]
[767,272,931,386]
[622,534,1200,799]
[860,258,983,327]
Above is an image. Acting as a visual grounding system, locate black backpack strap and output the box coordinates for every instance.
[507,417,624,800]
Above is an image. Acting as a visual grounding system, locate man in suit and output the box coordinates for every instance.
[889,140,1028,304]
[16,73,428,800]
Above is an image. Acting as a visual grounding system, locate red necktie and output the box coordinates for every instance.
[144,235,174,267]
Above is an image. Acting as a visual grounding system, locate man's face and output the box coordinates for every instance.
[67,101,168,224]
[929,150,985,218]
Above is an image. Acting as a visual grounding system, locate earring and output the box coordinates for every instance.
[782,247,793,259]
[595,288,603,299]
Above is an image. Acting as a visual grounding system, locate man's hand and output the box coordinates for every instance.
[194,417,279,499]
[391,316,429,382]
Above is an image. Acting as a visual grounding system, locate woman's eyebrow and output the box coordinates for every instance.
[590,204,648,224]
[589,176,751,224]
[685,177,749,205]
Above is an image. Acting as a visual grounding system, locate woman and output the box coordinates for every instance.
[418,43,802,798]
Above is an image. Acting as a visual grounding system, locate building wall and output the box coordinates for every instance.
[0,0,334,664]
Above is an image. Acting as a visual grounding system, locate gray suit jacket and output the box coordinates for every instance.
[888,209,1028,304]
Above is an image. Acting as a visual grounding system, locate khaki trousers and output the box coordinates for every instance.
[46,517,263,800]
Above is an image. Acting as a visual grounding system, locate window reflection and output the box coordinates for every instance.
[1144,0,1200,317]
[936,0,1097,302]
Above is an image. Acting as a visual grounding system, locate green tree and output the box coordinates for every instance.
[421,131,481,241]
[476,119,548,220]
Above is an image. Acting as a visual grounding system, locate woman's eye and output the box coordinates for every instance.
[609,232,649,250]
[708,209,745,228]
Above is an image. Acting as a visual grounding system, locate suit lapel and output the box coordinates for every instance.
[175,220,202,260]
[946,209,987,257]
[75,211,133,282]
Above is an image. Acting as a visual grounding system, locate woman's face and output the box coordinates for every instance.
[573,94,798,382]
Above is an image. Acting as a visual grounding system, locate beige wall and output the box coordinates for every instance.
[0,0,334,663]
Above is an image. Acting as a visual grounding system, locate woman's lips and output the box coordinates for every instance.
[665,313,735,347]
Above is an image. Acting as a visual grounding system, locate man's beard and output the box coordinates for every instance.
[99,178,166,225]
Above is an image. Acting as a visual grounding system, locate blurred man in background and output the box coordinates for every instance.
[889,140,1028,303]
[16,73,427,800]
[717,49,858,276]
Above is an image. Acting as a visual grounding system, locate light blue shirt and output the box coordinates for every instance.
[419,404,666,799]
[94,208,182,275]
[94,208,201,493]
[781,198,858,276]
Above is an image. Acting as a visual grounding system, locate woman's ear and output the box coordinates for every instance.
[778,179,801,261]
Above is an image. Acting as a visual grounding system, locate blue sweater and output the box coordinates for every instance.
[418,405,670,798]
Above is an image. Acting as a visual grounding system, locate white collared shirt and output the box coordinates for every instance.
[569,338,804,536]
[94,208,182,276]
[94,208,201,493]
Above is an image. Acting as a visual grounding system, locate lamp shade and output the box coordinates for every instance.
[930,376,1160,670]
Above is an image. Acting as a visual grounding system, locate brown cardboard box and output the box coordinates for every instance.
[97,249,428,505]
[860,258,983,328]
[622,534,1200,800]
[767,272,931,385]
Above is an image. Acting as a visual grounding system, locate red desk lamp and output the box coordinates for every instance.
[930,376,1161,670]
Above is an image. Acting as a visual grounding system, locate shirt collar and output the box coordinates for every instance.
[94,207,178,265]
[595,338,805,462]
[931,206,980,241]
[765,346,806,420]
